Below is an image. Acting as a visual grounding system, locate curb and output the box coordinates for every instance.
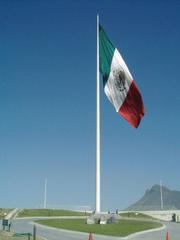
[32,219,166,239]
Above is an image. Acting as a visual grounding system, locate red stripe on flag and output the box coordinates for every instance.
[119,80,144,128]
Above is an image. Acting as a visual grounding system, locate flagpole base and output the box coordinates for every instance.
[86,213,120,225]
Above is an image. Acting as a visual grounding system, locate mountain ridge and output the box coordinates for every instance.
[126,184,180,211]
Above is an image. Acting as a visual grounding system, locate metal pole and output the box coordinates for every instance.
[96,14,100,213]
[33,224,36,240]
[160,180,164,210]
[44,178,47,209]
[28,233,30,240]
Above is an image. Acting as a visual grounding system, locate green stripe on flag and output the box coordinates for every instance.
[99,24,115,86]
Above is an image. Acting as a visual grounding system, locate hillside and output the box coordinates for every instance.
[126,184,180,211]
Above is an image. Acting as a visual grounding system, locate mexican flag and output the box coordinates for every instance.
[99,24,144,128]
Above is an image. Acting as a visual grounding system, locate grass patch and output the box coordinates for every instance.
[0,209,12,219]
[36,218,162,237]
[0,231,42,240]
[18,209,88,217]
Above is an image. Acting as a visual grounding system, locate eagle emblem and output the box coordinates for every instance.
[113,68,126,92]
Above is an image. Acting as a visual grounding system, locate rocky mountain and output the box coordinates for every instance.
[126,184,180,211]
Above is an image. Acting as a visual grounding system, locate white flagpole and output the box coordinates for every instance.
[160,180,163,210]
[44,178,47,209]
[96,14,100,213]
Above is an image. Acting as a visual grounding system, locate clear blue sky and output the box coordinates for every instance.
[0,0,180,211]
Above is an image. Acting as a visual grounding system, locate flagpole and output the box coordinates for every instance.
[160,180,163,210]
[96,14,100,213]
[44,178,47,209]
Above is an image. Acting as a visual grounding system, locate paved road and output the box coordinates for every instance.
[11,217,180,240]
[131,221,179,240]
